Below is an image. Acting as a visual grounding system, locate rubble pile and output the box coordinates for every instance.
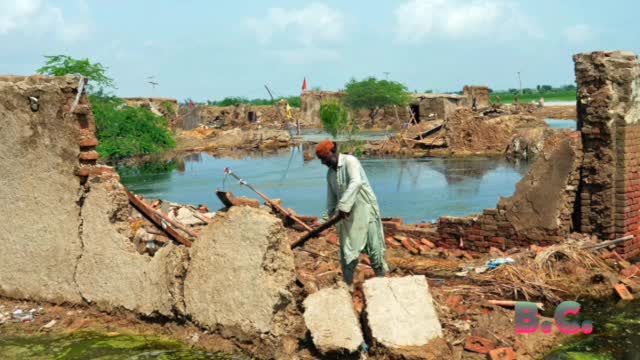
[367,108,549,158]
[176,127,293,153]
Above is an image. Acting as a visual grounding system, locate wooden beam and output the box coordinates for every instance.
[126,190,193,247]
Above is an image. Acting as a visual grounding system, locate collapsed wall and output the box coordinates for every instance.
[0,75,303,358]
[574,51,640,259]
[462,86,491,108]
[385,132,584,251]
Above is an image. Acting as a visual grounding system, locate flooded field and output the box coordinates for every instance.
[0,332,247,360]
[545,119,577,130]
[120,150,529,223]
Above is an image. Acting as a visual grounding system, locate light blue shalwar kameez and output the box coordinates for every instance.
[324,154,388,285]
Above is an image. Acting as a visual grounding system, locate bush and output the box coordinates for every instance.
[90,93,175,160]
[320,100,350,138]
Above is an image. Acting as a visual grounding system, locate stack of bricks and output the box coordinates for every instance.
[65,81,119,184]
[575,51,640,259]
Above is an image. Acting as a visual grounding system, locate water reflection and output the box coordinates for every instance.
[120,150,529,223]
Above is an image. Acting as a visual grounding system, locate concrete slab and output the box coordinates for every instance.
[303,284,363,354]
[363,275,442,348]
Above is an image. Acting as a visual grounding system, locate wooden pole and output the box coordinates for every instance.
[126,190,193,247]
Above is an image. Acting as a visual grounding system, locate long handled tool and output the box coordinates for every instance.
[223,168,313,232]
[290,214,342,248]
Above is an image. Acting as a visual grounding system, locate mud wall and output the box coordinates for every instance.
[462,86,491,108]
[0,76,301,358]
[575,51,640,258]
[193,103,300,130]
[0,75,85,302]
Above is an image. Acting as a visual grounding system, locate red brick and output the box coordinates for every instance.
[491,237,506,245]
[78,137,99,148]
[79,151,99,161]
[464,336,496,354]
[489,347,517,360]
[420,238,436,249]
[401,239,419,254]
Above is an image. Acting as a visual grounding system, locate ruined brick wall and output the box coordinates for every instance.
[574,51,640,258]
[384,133,583,252]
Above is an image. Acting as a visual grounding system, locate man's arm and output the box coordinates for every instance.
[337,156,363,214]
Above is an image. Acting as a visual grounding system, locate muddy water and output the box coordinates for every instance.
[545,119,577,130]
[119,150,529,223]
[0,331,248,359]
[545,300,640,359]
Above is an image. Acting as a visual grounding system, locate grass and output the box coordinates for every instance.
[491,90,576,104]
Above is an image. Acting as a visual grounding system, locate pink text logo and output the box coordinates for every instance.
[515,301,593,335]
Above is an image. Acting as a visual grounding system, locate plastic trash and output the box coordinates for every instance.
[486,257,515,269]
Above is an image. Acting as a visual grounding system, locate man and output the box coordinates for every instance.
[316,140,388,286]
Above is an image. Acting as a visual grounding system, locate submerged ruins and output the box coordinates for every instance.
[1,51,639,359]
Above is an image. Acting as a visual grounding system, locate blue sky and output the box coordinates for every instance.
[1,0,639,101]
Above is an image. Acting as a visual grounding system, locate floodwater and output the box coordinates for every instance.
[0,332,248,360]
[293,129,393,142]
[120,149,529,223]
[545,119,577,130]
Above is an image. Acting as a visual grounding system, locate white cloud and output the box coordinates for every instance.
[564,25,593,44]
[394,0,541,42]
[244,3,344,64]
[244,3,344,46]
[0,0,90,43]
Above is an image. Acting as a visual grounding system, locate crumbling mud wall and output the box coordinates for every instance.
[191,103,300,130]
[0,75,85,303]
[0,76,304,358]
[462,86,491,108]
[574,51,640,259]
[184,206,304,358]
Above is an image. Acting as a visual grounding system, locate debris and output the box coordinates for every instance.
[464,335,496,354]
[400,238,419,254]
[12,309,33,322]
[487,300,544,311]
[42,319,57,329]
[385,236,401,249]
[486,258,515,270]
[420,238,436,249]
[303,284,364,355]
[489,347,517,360]
[614,284,634,300]
[363,276,443,348]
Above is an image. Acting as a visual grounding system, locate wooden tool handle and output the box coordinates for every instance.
[291,215,342,249]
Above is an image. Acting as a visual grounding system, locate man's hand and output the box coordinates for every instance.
[338,210,350,219]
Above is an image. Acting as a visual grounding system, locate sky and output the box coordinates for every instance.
[1,0,639,101]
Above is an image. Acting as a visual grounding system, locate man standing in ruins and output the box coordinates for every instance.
[315,140,388,287]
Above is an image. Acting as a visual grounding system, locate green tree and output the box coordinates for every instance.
[343,77,411,126]
[90,92,175,159]
[36,55,115,91]
[320,100,350,138]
